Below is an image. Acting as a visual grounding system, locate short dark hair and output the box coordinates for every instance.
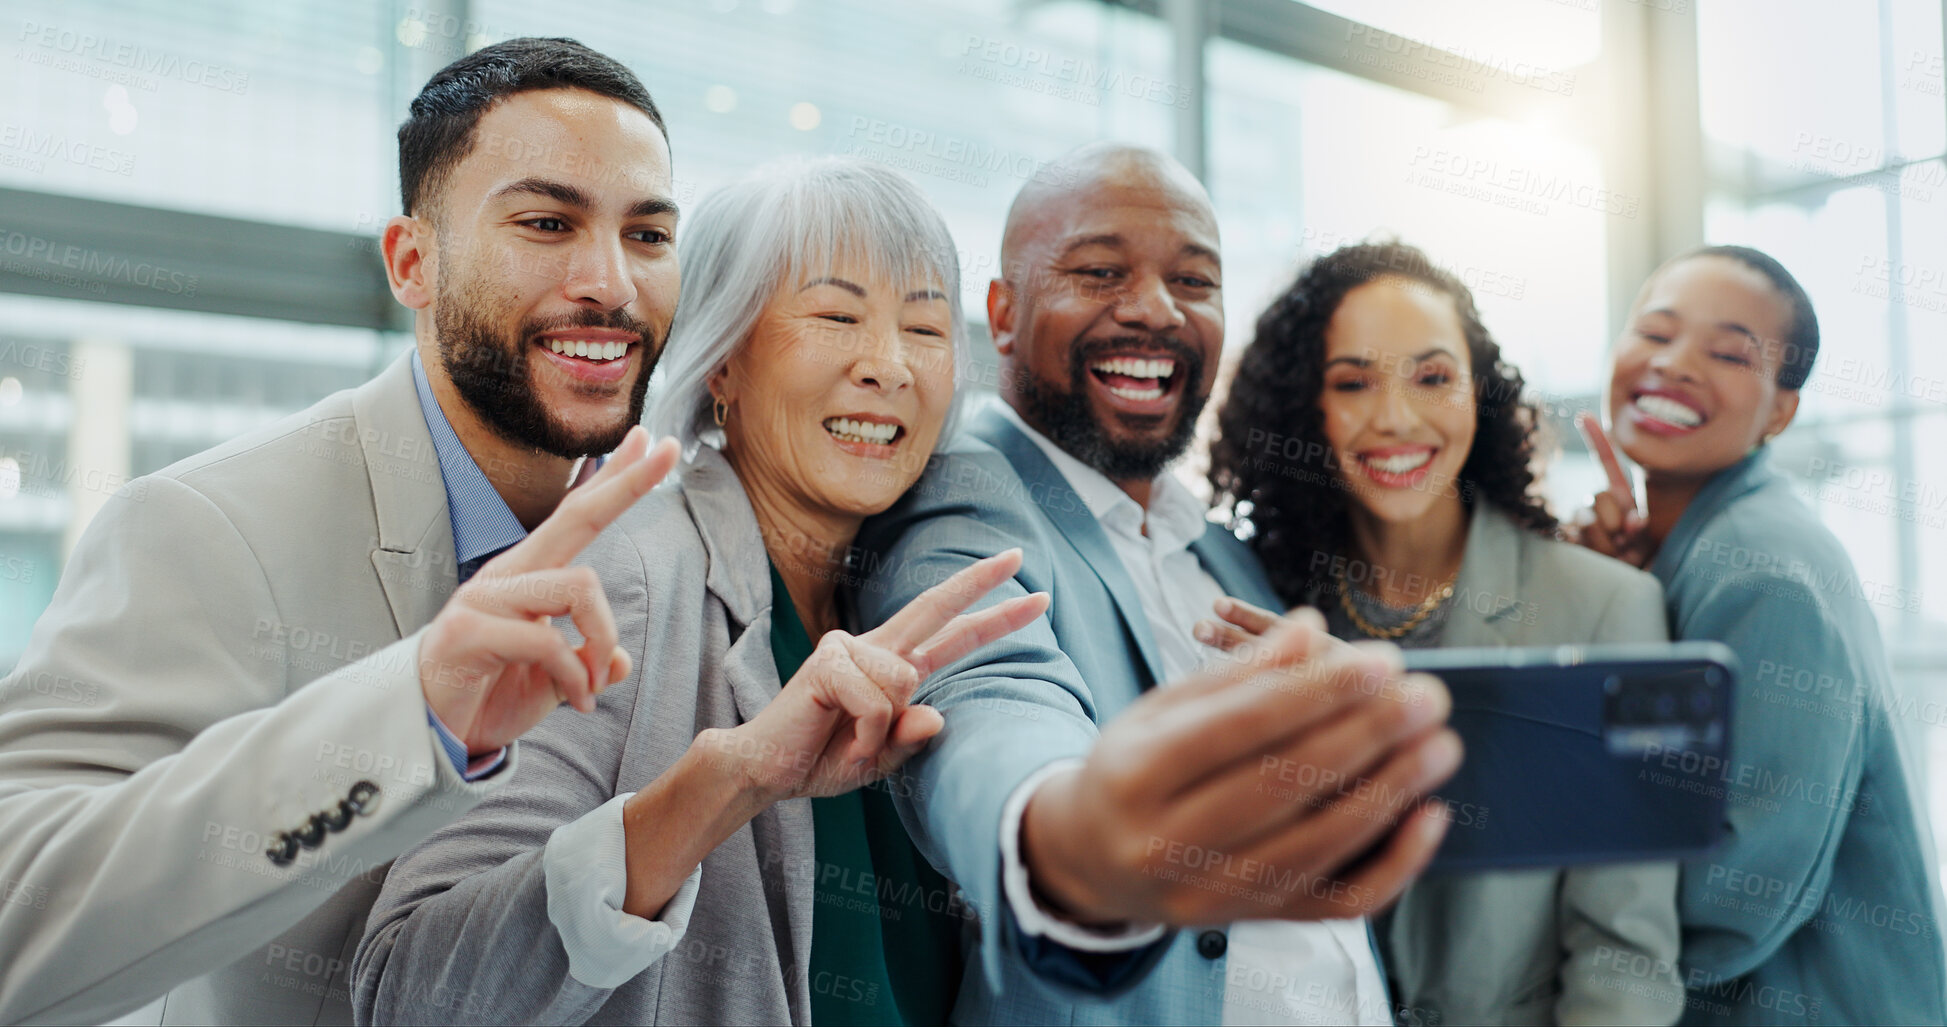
[1672,244,1820,390]
[397,37,665,219]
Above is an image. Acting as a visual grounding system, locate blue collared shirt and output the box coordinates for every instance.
[411,350,525,780]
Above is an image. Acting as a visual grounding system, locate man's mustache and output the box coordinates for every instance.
[524,309,655,346]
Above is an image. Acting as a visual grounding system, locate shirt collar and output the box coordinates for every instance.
[990,400,1208,552]
[411,349,531,565]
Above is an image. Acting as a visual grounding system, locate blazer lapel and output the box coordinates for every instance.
[1190,528,1281,610]
[354,354,458,639]
[682,445,816,988]
[715,605,816,992]
[970,408,1165,685]
[1442,506,1526,648]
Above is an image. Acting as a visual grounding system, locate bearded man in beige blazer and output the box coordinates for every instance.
[0,37,684,1025]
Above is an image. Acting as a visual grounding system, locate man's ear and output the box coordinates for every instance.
[1762,387,1800,443]
[986,277,1017,357]
[381,214,434,310]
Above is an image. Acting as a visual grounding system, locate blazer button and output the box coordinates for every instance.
[265,831,298,866]
[347,780,381,816]
[322,799,354,832]
[294,815,325,849]
[1196,929,1227,960]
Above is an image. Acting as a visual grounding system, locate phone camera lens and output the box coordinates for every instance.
[1652,691,1679,720]
[1688,690,1714,718]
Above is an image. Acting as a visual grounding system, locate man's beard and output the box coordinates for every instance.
[1017,335,1208,482]
[433,278,659,459]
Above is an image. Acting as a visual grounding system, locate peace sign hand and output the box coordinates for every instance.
[725,548,1050,802]
[418,426,682,756]
[1567,412,1654,568]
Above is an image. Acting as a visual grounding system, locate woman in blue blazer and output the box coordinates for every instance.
[1575,245,1946,1024]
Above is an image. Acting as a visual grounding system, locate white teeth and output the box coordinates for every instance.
[823,417,899,445]
[1634,394,1703,428]
[1361,451,1433,474]
[545,338,631,362]
[1091,356,1175,380]
[1107,385,1163,401]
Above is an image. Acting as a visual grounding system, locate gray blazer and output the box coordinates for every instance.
[354,445,819,1026]
[1375,505,1684,1025]
[0,353,505,1025]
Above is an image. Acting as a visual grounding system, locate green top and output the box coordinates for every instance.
[767,563,963,1026]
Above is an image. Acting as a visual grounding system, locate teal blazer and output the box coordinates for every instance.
[854,406,1347,1025]
[1650,450,1946,1024]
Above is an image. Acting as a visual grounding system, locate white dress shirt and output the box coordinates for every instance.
[993,403,1392,1026]
[542,795,703,987]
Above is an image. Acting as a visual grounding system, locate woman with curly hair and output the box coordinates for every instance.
[1202,241,1682,1025]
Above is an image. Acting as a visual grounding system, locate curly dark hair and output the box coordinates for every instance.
[1208,241,1557,607]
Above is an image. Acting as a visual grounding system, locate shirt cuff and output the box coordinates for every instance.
[424,707,507,780]
[1000,758,1168,953]
[544,793,702,989]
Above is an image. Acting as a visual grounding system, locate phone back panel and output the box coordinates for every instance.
[1405,643,1737,872]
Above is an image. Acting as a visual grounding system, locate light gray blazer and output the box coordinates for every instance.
[1375,504,1685,1026]
[354,445,820,1026]
[0,353,506,1025]
[852,407,1326,1025]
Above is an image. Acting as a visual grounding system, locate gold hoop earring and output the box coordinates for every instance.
[713,397,729,427]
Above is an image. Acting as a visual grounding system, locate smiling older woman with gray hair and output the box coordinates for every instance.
[352,156,1046,1027]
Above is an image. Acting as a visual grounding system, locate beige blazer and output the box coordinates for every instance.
[0,353,505,1025]
[1380,505,1685,1026]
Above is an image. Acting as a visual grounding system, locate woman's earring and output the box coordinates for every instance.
[713,397,729,427]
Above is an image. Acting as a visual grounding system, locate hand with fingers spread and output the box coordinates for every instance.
[1020,610,1462,927]
[418,425,682,756]
[618,549,1048,920]
[1566,412,1655,567]
[724,548,1050,802]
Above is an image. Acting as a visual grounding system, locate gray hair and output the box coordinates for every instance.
[647,156,970,452]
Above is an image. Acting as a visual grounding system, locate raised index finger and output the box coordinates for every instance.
[494,429,681,574]
[1575,411,1637,510]
[865,549,1025,657]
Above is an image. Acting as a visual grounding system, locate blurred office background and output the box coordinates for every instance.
[2,0,1944,882]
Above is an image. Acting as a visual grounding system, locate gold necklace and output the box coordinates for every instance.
[1337,569,1455,640]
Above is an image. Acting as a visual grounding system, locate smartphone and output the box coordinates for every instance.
[1402,642,1737,872]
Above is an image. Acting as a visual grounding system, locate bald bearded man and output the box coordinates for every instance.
[854,144,1463,1025]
